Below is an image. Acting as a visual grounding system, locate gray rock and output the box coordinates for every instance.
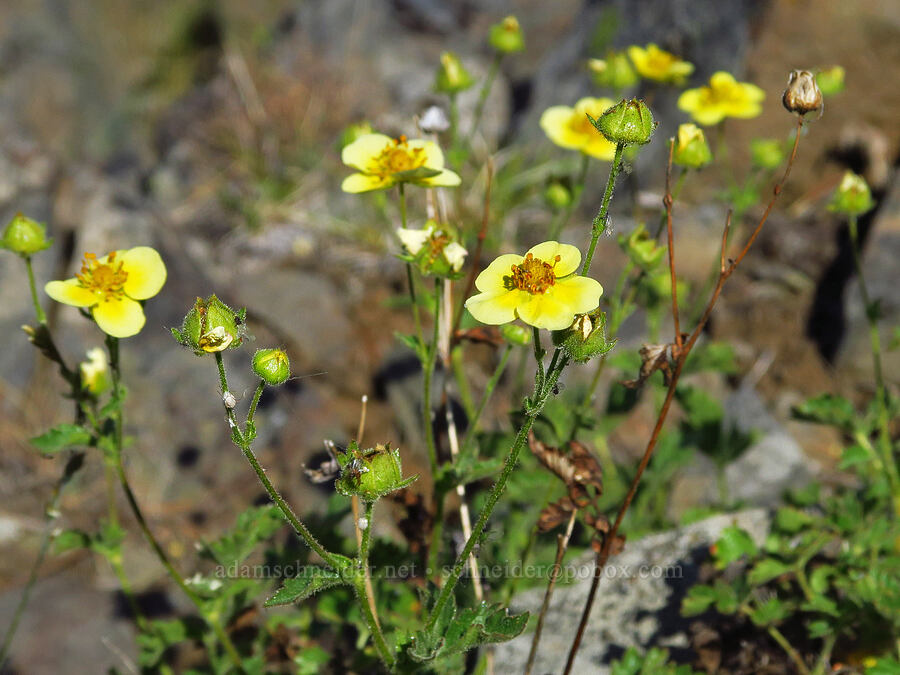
[495,509,770,673]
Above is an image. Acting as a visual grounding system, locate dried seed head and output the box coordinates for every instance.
[782,70,823,116]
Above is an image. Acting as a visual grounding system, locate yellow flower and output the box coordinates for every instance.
[465,241,603,330]
[45,246,167,338]
[627,44,694,85]
[341,133,460,193]
[540,98,617,160]
[677,71,765,126]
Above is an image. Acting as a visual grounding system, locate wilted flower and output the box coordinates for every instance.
[341,134,460,193]
[540,97,618,160]
[673,123,712,169]
[397,220,467,276]
[627,44,694,85]
[588,51,638,91]
[677,71,765,126]
[782,69,823,116]
[465,241,603,330]
[45,247,167,338]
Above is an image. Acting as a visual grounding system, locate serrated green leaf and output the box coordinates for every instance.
[749,596,790,626]
[52,529,92,553]
[748,558,792,586]
[801,595,839,617]
[809,565,835,594]
[30,424,91,455]
[838,443,871,470]
[265,567,344,606]
[714,526,758,568]
[394,331,426,361]
[294,646,331,674]
[204,505,284,568]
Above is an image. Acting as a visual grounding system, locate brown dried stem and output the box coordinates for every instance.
[563,116,806,674]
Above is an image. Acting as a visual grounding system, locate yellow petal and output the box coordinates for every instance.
[45,279,97,307]
[342,172,393,193]
[92,296,146,338]
[341,133,393,171]
[627,45,648,70]
[409,139,445,170]
[551,276,604,314]
[465,290,521,325]
[709,71,737,89]
[515,292,576,330]
[420,168,461,187]
[474,254,523,293]
[540,106,583,151]
[526,241,581,276]
[581,134,617,160]
[121,246,166,300]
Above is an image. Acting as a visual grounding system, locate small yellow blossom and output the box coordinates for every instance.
[45,246,167,338]
[627,44,694,85]
[80,347,110,395]
[465,241,602,330]
[540,98,617,160]
[341,133,460,193]
[677,71,765,126]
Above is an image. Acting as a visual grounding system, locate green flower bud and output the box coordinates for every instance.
[544,181,572,210]
[489,15,524,54]
[435,52,475,94]
[782,69,823,116]
[171,294,247,356]
[335,442,418,502]
[500,324,531,346]
[252,348,290,386]
[828,171,875,216]
[340,121,374,149]
[551,310,615,363]
[620,224,664,270]
[588,51,638,91]
[590,98,655,146]
[816,66,844,97]
[673,123,712,169]
[0,213,52,257]
[750,138,785,170]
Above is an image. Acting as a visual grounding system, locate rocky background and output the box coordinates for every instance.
[0,0,898,672]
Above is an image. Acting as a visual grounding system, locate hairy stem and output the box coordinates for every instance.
[581,142,625,277]
[354,501,394,667]
[24,256,47,324]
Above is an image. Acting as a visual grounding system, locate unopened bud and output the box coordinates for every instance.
[435,52,474,94]
[172,295,247,356]
[828,171,875,216]
[80,347,110,395]
[544,181,572,209]
[1,213,52,257]
[782,70,823,116]
[500,324,532,346]
[672,123,712,169]
[588,51,638,91]
[551,310,615,362]
[252,348,291,386]
[591,98,655,146]
[489,15,524,54]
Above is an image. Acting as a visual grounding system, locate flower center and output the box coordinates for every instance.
[507,253,560,294]
[75,252,128,301]
[375,136,427,176]
[426,232,450,263]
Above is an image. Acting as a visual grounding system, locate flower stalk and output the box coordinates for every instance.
[581,142,625,276]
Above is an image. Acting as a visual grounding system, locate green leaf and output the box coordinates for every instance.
[30,423,91,455]
[806,619,832,639]
[394,331,426,361]
[775,507,815,534]
[809,565,835,594]
[407,595,528,662]
[714,526,758,568]
[294,646,331,674]
[800,595,839,617]
[793,393,857,431]
[52,529,92,553]
[748,558,792,586]
[681,584,717,616]
[748,596,790,627]
[265,567,344,606]
[867,657,900,675]
[203,505,284,568]
[838,443,870,470]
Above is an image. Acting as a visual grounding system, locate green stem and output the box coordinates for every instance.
[426,350,568,631]
[549,154,591,241]
[422,279,443,477]
[467,53,502,147]
[24,257,47,324]
[532,327,545,396]
[354,501,394,667]
[247,380,265,429]
[108,341,244,672]
[581,143,625,277]
[847,214,899,497]
[767,624,810,675]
